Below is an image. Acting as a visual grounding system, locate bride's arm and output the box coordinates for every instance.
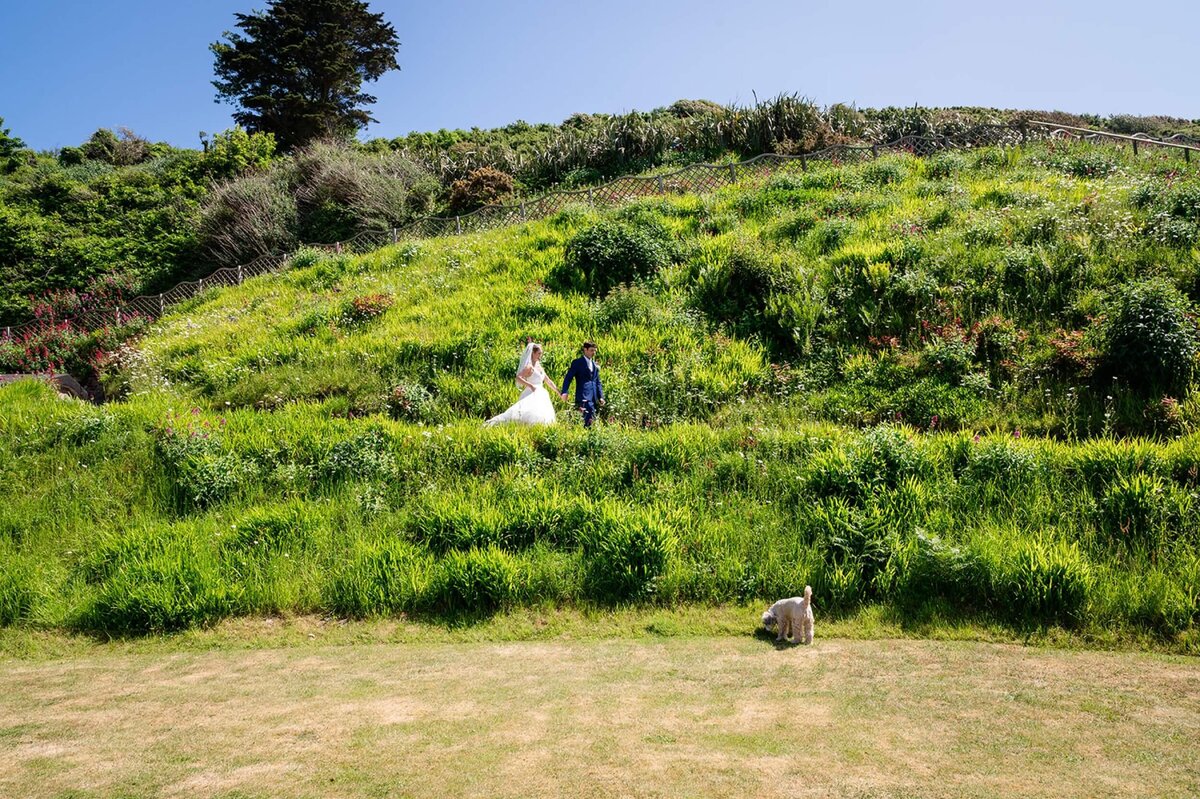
[542,375,560,395]
[516,366,537,389]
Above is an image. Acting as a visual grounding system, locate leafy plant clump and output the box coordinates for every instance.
[1095,278,1199,396]
[554,218,676,295]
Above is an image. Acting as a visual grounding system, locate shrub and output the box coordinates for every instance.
[1160,181,1200,220]
[1097,473,1171,555]
[198,171,298,266]
[903,530,985,609]
[200,127,277,179]
[986,537,1093,627]
[819,502,906,599]
[964,440,1039,489]
[1096,278,1199,395]
[292,141,436,241]
[448,166,515,214]
[852,426,925,491]
[1044,148,1120,178]
[325,539,431,617]
[808,218,853,254]
[693,238,798,347]
[426,546,520,614]
[860,157,908,186]
[918,337,974,383]
[339,292,394,326]
[1124,567,1197,636]
[556,219,674,295]
[924,151,969,180]
[78,531,239,633]
[974,315,1021,369]
[225,505,316,556]
[768,209,820,241]
[596,283,660,328]
[582,510,675,602]
[156,416,256,509]
[386,381,434,422]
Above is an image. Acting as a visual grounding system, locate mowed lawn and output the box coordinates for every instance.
[2,627,1198,799]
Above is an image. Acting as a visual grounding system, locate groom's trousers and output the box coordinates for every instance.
[578,400,596,427]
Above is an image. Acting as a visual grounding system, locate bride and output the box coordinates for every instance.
[484,342,562,426]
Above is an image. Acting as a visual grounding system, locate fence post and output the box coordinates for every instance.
[116,307,122,327]
[656,175,665,193]
[455,216,462,235]
[392,227,398,244]
[588,187,594,206]
[728,163,736,184]
[520,202,527,221]
[335,242,343,254]
[159,294,164,315]
[1186,149,1191,164]
[199,277,204,292]
[800,153,808,171]
[237,264,243,284]
[1132,139,1139,156]
[871,144,879,159]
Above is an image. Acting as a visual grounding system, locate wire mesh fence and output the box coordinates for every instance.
[4,121,1196,343]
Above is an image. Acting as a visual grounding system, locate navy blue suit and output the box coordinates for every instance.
[561,356,604,427]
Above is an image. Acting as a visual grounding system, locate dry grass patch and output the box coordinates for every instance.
[1,636,1198,798]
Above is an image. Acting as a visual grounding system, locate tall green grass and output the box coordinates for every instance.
[3,378,1198,644]
[3,139,1200,645]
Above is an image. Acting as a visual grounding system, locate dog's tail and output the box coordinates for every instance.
[804,585,812,602]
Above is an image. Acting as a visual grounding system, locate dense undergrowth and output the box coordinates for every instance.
[2,138,1200,648]
[2,379,1198,647]
[4,99,1198,327]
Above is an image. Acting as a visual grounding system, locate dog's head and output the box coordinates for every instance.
[761,610,778,630]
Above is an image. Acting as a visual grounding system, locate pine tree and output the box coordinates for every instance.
[211,0,400,151]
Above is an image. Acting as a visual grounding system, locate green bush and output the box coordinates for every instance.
[918,337,974,383]
[426,546,520,614]
[1124,568,1196,636]
[859,157,909,186]
[555,219,675,295]
[325,539,431,617]
[582,511,675,602]
[1096,278,1199,395]
[1097,473,1172,554]
[225,504,317,556]
[964,440,1039,489]
[808,218,854,254]
[78,532,239,633]
[387,381,435,422]
[693,238,797,346]
[985,536,1092,627]
[596,283,661,328]
[924,151,969,180]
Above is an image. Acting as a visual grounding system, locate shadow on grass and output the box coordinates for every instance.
[750,626,812,650]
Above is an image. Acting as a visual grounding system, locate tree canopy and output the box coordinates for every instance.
[0,118,27,173]
[211,0,400,151]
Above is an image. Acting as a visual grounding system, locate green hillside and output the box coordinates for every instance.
[2,138,1199,648]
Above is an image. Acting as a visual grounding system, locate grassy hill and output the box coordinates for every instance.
[2,138,1199,648]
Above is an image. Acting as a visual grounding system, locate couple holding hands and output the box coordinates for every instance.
[484,341,605,428]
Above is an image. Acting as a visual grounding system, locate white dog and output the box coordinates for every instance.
[761,586,814,644]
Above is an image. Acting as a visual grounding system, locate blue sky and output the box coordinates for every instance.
[2,0,1197,151]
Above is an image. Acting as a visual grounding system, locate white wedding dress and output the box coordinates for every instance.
[484,362,557,427]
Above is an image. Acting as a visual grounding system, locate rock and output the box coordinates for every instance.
[0,373,91,400]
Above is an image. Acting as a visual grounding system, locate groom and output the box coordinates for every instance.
[560,341,605,427]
